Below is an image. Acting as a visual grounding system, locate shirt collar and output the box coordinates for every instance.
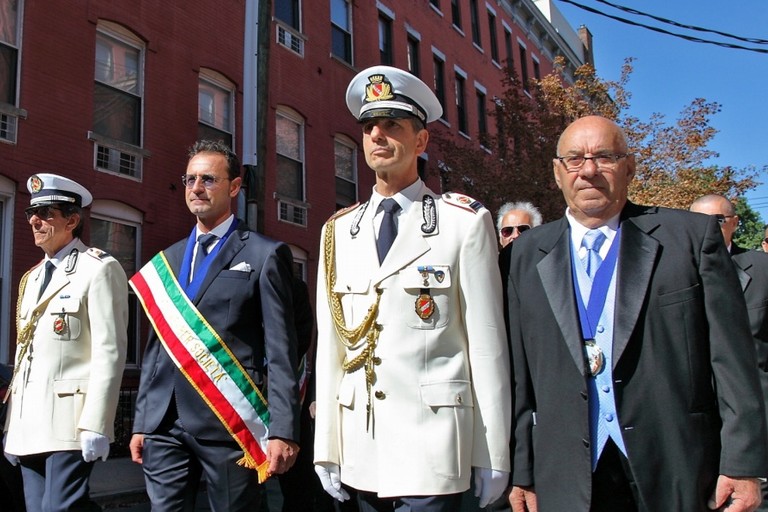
[196,215,235,240]
[565,209,620,252]
[46,238,80,267]
[370,179,422,216]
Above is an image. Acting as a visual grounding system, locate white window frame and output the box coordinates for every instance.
[198,68,236,147]
[91,21,148,180]
[89,200,142,367]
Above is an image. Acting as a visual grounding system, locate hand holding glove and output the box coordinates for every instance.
[474,467,509,508]
[315,462,350,502]
[80,430,110,462]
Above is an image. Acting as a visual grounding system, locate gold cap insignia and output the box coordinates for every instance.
[365,74,394,103]
[30,176,43,193]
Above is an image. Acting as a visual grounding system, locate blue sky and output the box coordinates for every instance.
[554,0,768,220]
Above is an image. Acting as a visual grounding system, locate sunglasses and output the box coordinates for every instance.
[500,224,531,238]
[181,174,230,189]
[713,214,735,225]
[24,206,62,221]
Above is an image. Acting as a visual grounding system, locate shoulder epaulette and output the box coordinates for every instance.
[325,202,361,223]
[442,192,484,213]
[85,247,111,261]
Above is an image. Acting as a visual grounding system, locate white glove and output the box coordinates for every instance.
[474,467,509,508]
[314,462,350,502]
[3,435,18,466]
[80,430,110,462]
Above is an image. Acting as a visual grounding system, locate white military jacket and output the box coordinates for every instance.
[314,181,511,497]
[5,239,128,455]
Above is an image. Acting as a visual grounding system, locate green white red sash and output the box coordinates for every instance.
[129,252,272,482]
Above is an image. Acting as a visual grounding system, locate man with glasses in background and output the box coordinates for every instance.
[129,140,301,511]
[689,195,747,255]
[504,116,767,512]
[4,173,128,511]
[690,193,768,512]
[496,201,542,249]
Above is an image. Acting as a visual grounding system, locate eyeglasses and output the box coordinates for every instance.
[713,214,735,225]
[181,174,230,189]
[500,225,531,238]
[24,206,61,221]
[555,153,629,171]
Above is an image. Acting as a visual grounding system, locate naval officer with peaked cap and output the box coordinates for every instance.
[4,173,128,512]
[313,65,511,511]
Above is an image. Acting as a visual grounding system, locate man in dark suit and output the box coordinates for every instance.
[129,140,300,512]
[505,116,767,512]
[691,194,768,512]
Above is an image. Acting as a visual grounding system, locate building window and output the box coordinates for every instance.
[0,0,23,143]
[488,10,499,64]
[275,0,301,31]
[378,14,393,65]
[519,42,529,92]
[450,0,462,31]
[198,70,235,149]
[533,56,541,80]
[476,87,487,141]
[455,71,467,135]
[429,0,440,9]
[276,108,308,226]
[331,0,352,64]
[504,27,514,72]
[92,22,144,179]
[407,33,420,77]
[432,52,446,122]
[334,136,357,209]
[276,108,305,202]
[90,202,142,366]
[469,0,481,47]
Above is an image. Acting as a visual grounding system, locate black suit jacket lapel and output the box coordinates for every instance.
[612,207,660,366]
[734,259,752,292]
[164,240,187,281]
[537,218,587,375]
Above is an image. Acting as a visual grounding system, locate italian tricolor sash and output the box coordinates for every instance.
[130,252,272,482]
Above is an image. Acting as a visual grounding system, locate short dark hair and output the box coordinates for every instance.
[188,140,241,180]
[59,204,84,238]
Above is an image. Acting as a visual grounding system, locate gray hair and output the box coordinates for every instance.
[496,201,543,230]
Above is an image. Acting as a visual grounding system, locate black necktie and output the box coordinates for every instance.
[38,261,55,300]
[377,198,401,264]
[193,233,217,279]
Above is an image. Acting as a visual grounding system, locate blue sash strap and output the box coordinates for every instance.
[178,219,239,299]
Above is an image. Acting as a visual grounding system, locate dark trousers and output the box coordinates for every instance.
[142,415,262,512]
[591,439,638,512]
[19,451,98,512]
[356,489,462,512]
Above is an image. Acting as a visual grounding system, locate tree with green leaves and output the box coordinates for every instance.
[431,57,764,229]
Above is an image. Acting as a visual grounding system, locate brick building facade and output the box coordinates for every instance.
[0,0,589,382]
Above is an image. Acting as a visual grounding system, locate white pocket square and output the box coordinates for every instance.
[229,262,252,272]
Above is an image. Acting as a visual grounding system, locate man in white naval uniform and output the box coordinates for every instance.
[4,173,128,512]
[314,66,511,512]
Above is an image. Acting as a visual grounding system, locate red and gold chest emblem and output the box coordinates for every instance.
[53,315,67,335]
[415,293,435,320]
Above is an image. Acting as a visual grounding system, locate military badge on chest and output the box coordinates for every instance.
[415,265,445,319]
[53,311,68,335]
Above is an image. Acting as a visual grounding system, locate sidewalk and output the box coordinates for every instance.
[89,456,282,510]
[90,456,150,508]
